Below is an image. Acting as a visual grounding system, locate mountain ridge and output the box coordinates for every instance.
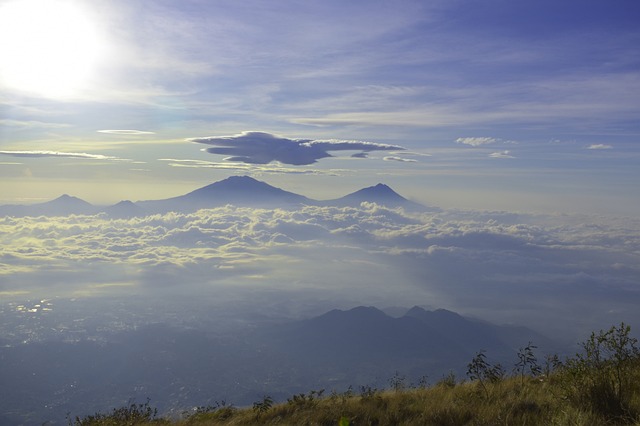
[264,304,562,388]
[0,175,432,217]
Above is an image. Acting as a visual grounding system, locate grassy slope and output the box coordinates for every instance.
[176,374,640,426]
[70,324,640,425]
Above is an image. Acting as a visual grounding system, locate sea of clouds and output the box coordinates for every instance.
[1,203,639,341]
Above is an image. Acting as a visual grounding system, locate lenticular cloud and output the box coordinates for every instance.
[188,131,404,165]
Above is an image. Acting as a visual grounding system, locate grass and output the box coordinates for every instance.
[173,374,640,425]
[68,323,640,426]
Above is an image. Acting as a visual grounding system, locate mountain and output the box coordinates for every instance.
[327,183,435,210]
[266,305,560,384]
[0,194,96,217]
[0,176,431,217]
[403,307,557,356]
[332,183,407,205]
[136,176,315,213]
[101,200,145,218]
[277,306,464,361]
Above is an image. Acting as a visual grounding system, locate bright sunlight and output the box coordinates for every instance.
[0,0,105,98]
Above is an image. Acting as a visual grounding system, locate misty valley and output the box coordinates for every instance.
[0,296,562,425]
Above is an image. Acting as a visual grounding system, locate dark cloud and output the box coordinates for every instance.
[188,131,405,165]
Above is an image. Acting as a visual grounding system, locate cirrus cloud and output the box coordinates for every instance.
[188,131,405,165]
[0,150,125,161]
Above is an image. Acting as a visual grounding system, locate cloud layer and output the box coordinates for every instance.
[189,131,404,165]
[1,204,638,340]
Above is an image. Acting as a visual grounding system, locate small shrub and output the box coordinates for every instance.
[389,370,407,392]
[415,375,429,389]
[287,389,325,409]
[467,350,504,397]
[561,322,640,421]
[68,399,162,426]
[514,342,542,385]
[181,405,218,424]
[543,353,562,378]
[252,395,273,418]
[359,385,379,400]
[436,371,457,388]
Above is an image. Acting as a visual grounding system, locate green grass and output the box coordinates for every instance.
[69,323,640,426]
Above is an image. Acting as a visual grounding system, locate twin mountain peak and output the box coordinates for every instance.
[1,176,434,217]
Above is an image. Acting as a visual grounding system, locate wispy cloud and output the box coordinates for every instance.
[0,150,126,161]
[456,137,499,147]
[384,156,418,163]
[489,150,515,159]
[0,119,71,129]
[586,144,613,150]
[188,131,405,166]
[97,130,156,135]
[158,158,343,175]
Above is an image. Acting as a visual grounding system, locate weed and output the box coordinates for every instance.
[67,398,162,426]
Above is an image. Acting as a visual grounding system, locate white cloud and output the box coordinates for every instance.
[188,131,405,165]
[2,204,639,341]
[456,137,499,146]
[586,144,613,150]
[384,156,418,163]
[0,150,126,160]
[489,150,515,159]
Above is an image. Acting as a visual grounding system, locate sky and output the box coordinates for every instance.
[0,0,638,214]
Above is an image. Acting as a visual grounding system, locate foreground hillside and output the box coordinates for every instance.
[70,323,640,426]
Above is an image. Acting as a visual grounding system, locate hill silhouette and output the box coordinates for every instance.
[0,176,430,217]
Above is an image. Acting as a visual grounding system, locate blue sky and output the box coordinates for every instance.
[1,0,639,214]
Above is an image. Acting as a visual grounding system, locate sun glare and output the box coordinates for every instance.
[0,0,105,98]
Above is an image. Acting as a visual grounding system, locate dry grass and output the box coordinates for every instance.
[173,374,640,426]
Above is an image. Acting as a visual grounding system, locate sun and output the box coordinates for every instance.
[0,0,105,98]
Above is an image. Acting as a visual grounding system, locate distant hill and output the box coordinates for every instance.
[0,194,97,217]
[325,183,429,210]
[0,176,432,217]
[264,306,560,388]
[101,200,145,218]
[403,306,558,356]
